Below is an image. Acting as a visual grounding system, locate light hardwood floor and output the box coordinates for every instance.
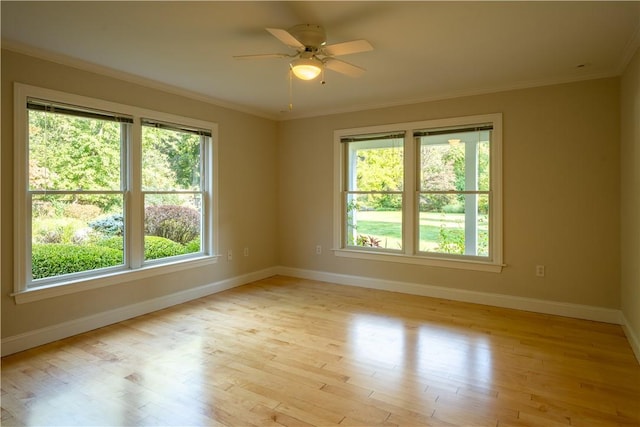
[2,276,639,426]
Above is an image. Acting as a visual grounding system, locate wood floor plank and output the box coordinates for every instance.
[2,276,639,426]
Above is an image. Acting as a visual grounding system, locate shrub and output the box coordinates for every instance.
[357,235,381,247]
[184,238,201,254]
[97,236,189,260]
[64,203,101,221]
[145,205,200,245]
[145,236,187,260]
[96,236,125,251]
[33,218,85,244]
[442,203,465,214]
[89,214,124,237]
[32,244,123,279]
[436,225,464,254]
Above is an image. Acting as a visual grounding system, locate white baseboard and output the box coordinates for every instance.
[621,313,640,365]
[2,265,627,358]
[1,267,278,357]
[276,266,624,325]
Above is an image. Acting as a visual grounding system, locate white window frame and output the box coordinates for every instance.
[333,113,503,273]
[13,83,219,303]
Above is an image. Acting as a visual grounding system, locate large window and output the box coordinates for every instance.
[14,84,217,302]
[335,114,502,272]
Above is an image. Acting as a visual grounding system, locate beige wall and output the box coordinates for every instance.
[278,78,621,308]
[0,48,626,345]
[1,50,279,338]
[621,47,640,345]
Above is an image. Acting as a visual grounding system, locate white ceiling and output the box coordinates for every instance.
[2,1,639,120]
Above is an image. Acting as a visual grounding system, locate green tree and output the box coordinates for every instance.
[355,145,403,210]
[29,110,122,210]
[142,127,200,190]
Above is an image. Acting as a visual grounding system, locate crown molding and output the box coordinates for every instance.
[1,40,279,121]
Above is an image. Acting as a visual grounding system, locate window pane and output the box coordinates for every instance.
[142,126,201,191]
[28,110,122,191]
[31,194,124,281]
[346,193,402,250]
[418,130,490,192]
[418,194,489,257]
[346,138,403,192]
[144,193,202,261]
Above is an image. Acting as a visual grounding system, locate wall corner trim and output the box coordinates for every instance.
[1,267,278,357]
[622,313,640,365]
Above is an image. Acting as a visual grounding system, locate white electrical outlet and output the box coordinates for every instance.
[316,245,322,255]
[244,247,249,257]
[536,265,545,277]
[227,249,233,261]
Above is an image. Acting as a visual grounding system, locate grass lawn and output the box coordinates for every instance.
[353,210,487,251]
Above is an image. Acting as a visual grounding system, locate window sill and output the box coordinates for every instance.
[12,255,218,304]
[333,249,504,273]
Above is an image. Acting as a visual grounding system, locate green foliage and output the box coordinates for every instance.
[436,226,465,254]
[32,244,123,280]
[354,145,403,210]
[184,238,201,254]
[142,127,200,190]
[98,235,196,259]
[145,236,188,260]
[28,110,123,210]
[442,203,465,214]
[32,218,86,244]
[436,222,489,256]
[32,235,193,279]
[96,236,124,251]
[145,205,200,245]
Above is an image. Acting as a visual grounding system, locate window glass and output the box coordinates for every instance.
[344,135,404,251]
[335,115,501,270]
[417,128,491,257]
[16,85,217,296]
[142,123,204,261]
[27,106,127,282]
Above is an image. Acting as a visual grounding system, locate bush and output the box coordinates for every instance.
[145,236,187,260]
[33,218,85,244]
[145,205,200,245]
[184,238,201,254]
[89,214,124,237]
[64,203,101,221]
[97,235,189,260]
[442,203,465,214]
[32,244,123,279]
[96,236,125,251]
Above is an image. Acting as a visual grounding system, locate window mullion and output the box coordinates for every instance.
[128,119,144,269]
[464,136,479,255]
[403,132,415,255]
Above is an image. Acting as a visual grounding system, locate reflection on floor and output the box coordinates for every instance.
[2,276,639,426]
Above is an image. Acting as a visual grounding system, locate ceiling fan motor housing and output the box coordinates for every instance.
[288,24,326,49]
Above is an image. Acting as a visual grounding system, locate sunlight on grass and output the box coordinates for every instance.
[352,211,488,252]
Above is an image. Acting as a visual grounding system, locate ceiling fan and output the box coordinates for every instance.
[234,24,373,81]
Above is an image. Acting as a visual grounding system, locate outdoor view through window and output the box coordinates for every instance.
[27,101,206,285]
[341,120,496,264]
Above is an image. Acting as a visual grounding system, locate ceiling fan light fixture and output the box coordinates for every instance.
[290,57,323,80]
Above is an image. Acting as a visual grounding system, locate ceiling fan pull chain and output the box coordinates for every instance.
[288,69,294,111]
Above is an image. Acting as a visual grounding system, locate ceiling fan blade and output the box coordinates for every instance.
[323,39,373,56]
[324,58,366,78]
[233,53,291,60]
[266,28,304,49]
